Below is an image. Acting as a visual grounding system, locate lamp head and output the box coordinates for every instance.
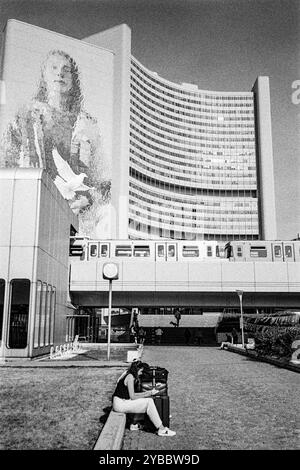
[103,262,119,280]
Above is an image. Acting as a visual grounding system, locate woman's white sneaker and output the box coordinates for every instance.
[130,424,140,431]
[157,427,176,437]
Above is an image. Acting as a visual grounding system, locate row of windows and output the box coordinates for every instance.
[33,281,56,349]
[131,85,255,120]
[233,245,295,259]
[91,242,223,259]
[131,61,254,103]
[131,101,255,135]
[130,155,256,182]
[130,139,256,170]
[129,196,258,218]
[131,108,255,140]
[131,119,255,148]
[131,91,255,126]
[130,127,255,158]
[130,169,257,195]
[131,67,254,108]
[129,191,258,214]
[128,220,259,240]
[129,178,258,200]
[130,206,258,225]
[129,209,258,232]
[0,279,55,350]
[131,58,254,101]
[131,79,255,116]
[129,192,258,214]
[130,149,256,179]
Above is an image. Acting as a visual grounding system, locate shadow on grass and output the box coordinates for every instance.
[99,405,112,425]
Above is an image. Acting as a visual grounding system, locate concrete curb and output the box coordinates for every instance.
[0,360,128,368]
[93,344,145,450]
[224,345,300,373]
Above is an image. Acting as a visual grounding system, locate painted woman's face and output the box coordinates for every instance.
[43,54,73,95]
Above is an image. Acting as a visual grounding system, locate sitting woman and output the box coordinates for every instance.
[112,360,176,437]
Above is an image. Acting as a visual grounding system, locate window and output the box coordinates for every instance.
[250,246,267,258]
[44,284,52,346]
[0,279,5,342]
[284,245,293,258]
[207,246,212,257]
[182,246,199,257]
[89,244,98,257]
[39,283,47,347]
[100,244,108,257]
[50,287,56,345]
[157,245,165,257]
[237,246,243,257]
[8,279,30,349]
[34,281,42,348]
[115,245,132,257]
[134,245,150,257]
[168,245,175,257]
[274,245,282,257]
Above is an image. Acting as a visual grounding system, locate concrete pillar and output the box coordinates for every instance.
[252,77,277,240]
[84,24,131,239]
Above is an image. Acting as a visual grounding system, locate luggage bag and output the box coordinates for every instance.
[154,395,170,427]
[144,395,170,431]
[141,366,168,384]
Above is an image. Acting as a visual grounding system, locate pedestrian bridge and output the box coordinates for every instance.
[138,313,220,328]
[69,259,300,309]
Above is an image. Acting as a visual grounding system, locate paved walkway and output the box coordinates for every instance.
[123,346,300,450]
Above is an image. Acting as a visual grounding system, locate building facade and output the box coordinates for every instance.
[130,57,259,241]
[0,20,277,243]
[0,168,78,359]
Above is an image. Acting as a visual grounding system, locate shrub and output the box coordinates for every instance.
[252,326,300,360]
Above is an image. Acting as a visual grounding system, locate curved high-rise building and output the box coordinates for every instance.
[0,21,277,241]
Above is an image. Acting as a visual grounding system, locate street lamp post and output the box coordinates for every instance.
[103,262,119,361]
[236,290,245,348]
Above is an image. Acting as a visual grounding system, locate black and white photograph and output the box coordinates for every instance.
[0,0,299,460]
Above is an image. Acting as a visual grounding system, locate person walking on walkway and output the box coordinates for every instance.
[174,309,181,327]
[155,327,163,345]
[112,360,176,437]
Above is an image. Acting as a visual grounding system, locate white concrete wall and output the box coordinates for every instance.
[70,259,300,294]
[0,168,78,358]
[84,24,132,239]
[252,77,277,239]
[0,20,114,238]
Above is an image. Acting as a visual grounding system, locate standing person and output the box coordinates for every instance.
[112,360,176,437]
[184,328,191,345]
[155,327,163,345]
[139,327,146,344]
[129,324,136,343]
[195,328,203,346]
[231,328,238,345]
[174,309,181,327]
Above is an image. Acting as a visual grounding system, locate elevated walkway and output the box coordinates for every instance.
[138,313,220,328]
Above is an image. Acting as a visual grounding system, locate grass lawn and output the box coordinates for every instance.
[0,366,125,450]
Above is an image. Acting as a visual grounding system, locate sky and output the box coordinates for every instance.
[0,0,299,240]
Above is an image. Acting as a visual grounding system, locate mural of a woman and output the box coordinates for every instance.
[1,50,111,234]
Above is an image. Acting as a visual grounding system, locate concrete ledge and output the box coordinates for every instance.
[224,345,300,373]
[93,411,126,450]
